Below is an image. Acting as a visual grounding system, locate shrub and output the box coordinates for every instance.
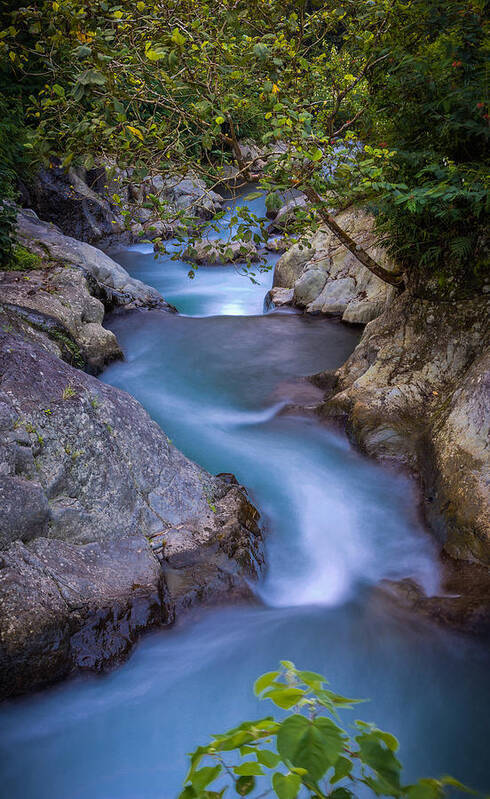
[179,662,468,799]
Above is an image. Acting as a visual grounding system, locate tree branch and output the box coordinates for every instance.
[302,185,404,288]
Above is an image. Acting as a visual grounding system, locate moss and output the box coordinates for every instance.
[5,245,41,272]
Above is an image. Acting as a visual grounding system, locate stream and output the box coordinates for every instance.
[0,192,489,797]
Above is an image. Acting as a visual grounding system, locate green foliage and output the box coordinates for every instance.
[179,662,470,798]
[0,97,25,265]
[1,0,487,292]
[365,0,489,294]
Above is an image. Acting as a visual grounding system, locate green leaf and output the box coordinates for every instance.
[310,148,323,162]
[146,47,167,61]
[191,765,221,791]
[330,789,354,799]
[317,689,364,709]
[235,775,255,796]
[253,43,269,59]
[256,749,280,768]
[233,762,264,777]
[272,772,301,799]
[171,28,186,47]
[277,715,344,781]
[253,671,279,696]
[264,688,305,710]
[296,670,325,687]
[406,780,443,799]
[72,45,92,59]
[356,731,402,791]
[244,191,263,201]
[331,755,353,784]
[77,69,106,86]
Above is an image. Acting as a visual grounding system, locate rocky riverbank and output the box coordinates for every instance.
[0,203,263,700]
[269,208,490,633]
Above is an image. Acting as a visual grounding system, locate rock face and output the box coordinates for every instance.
[28,163,226,249]
[0,332,263,697]
[16,208,168,310]
[31,164,126,245]
[315,292,490,568]
[0,266,121,373]
[0,198,262,697]
[0,536,167,696]
[273,208,398,323]
[184,238,259,265]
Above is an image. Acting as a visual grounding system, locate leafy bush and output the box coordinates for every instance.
[179,662,468,799]
[0,77,30,264]
[2,0,487,293]
[366,0,489,294]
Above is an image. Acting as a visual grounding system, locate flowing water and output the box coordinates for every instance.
[0,192,489,798]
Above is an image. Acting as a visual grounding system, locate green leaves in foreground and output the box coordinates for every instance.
[179,661,472,799]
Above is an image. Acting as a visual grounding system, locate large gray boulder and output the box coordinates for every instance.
[16,208,168,309]
[268,197,309,232]
[31,164,125,245]
[0,331,262,697]
[305,276,357,315]
[0,536,167,696]
[293,268,327,306]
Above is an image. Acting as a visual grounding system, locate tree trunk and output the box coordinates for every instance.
[302,185,404,288]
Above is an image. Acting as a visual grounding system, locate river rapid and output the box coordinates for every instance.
[0,192,489,798]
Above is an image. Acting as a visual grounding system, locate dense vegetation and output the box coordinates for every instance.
[179,662,468,798]
[1,0,488,291]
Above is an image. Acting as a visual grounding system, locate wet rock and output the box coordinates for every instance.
[267,287,294,307]
[0,332,263,697]
[0,535,167,696]
[377,559,490,637]
[317,292,490,568]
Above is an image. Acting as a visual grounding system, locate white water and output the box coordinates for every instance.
[0,190,488,797]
